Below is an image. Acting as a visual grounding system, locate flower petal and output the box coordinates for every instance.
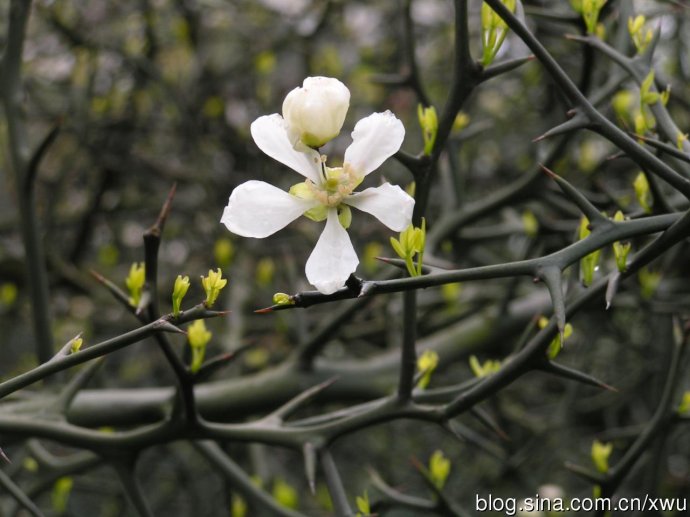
[343,111,405,177]
[250,114,322,183]
[345,183,415,232]
[221,180,316,238]
[305,209,359,294]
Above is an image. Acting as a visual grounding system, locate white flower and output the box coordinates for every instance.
[282,76,350,148]
[221,110,414,294]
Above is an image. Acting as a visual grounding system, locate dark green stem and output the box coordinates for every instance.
[397,289,418,400]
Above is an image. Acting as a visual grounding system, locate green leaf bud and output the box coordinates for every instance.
[581,0,607,35]
[522,210,539,238]
[188,319,212,373]
[480,0,515,66]
[678,391,690,415]
[628,15,653,54]
[633,172,653,213]
[272,478,299,509]
[638,267,661,299]
[540,316,573,359]
[429,450,451,490]
[272,292,293,306]
[612,211,631,272]
[355,491,370,516]
[201,268,228,307]
[390,219,426,277]
[611,90,635,123]
[469,355,501,377]
[578,217,601,287]
[416,349,439,389]
[172,275,190,317]
[52,477,74,515]
[417,104,438,156]
[255,258,276,287]
[214,238,234,268]
[70,337,83,354]
[640,70,658,105]
[125,262,146,307]
[591,440,613,473]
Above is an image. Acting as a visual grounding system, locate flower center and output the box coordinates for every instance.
[310,163,362,208]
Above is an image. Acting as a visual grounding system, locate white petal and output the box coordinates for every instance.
[305,209,359,294]
[343,111,405,177]
[345,183,415,232]
[250,114,322,183]
[221,180,316,238]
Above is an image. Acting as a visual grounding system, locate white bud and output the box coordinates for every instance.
[282,76,350,148]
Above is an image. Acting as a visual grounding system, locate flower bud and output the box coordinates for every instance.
[282,76,350,148]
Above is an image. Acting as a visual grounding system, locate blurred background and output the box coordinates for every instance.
[1,0,690,515]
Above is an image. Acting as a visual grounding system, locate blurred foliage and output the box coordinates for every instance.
[1,0,690,515]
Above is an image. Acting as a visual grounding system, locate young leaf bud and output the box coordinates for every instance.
[429,450,451,490]
[125,262,146,307]
[201,268,228,307]
[188,320,212,373]
[172,275,190,317]
[591,440,613,473]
